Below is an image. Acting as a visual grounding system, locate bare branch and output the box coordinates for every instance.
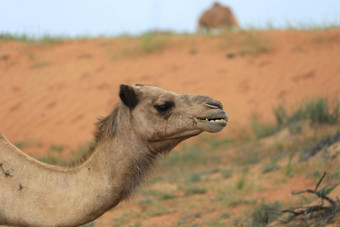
[279,172,339,225]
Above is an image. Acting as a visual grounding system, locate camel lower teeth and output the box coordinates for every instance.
[209,119,224,122]
[198,118,225,122]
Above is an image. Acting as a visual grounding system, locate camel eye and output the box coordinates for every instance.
[154,102,173,114]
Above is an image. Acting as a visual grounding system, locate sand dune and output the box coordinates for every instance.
[0,29,339,151]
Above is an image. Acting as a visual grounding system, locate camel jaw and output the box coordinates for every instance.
[196,114,228,133]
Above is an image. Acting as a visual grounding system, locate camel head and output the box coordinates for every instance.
[118,84,228,152]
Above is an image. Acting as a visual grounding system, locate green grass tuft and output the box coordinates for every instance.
[137,33,170,54]
[49,144,65,153]
[251,115,277,139]
[184,187,207,196]
[252,97,340,139]
[0,33,69,44]
[31,61,51,69]
[251,202,280,226]
[14,140,28,149]
[221,169,233,179]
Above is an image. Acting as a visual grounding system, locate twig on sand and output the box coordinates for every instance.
[279,172,339,225]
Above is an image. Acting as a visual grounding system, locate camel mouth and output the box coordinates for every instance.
[196,114,228,133]
[197,117,227,123]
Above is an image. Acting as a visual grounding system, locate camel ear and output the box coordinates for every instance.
[119,84,138,109]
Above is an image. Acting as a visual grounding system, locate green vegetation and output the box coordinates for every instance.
[106,32,172,59]
[274,98,340,127]
[0,55,10,61]
[281,21,340,31]
[31,61,51,69]
[38,152,61,165]
[238,31,273,56]
[14,140,28,149]
[189,48,197,55]
[184,187,206,196]
[14,139,43,149]
[252,97,340,139]
[137,32,170,54]
[236,177,247,190]
[218,30,273,57]
[221,169,233,179]
[0,33,69,44]
[251,202,280,226]
[262,163,279,174]
[80,221,96,227]
[49,144,65,153]
[251,115,277,139]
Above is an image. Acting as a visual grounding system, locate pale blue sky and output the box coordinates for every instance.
[1,0,339,37]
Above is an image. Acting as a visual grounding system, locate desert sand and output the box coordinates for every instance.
[0,30,339,151]
[0,29,339,226]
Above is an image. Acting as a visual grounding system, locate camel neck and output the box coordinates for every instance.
[71,133,157,224]
[0,131,156,226]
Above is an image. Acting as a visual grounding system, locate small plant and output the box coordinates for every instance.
[284,153,295,177]
[305,98,339,124]
[207,136,235,149]
[252,202,280,226]
[281,98,339,126]
[38,152,62,165]
[185,187,207,196]
[0,55,10,61]
[14,140,28,149]
[238,31,273,56]
[272,104,287,128]
[187,173,202,182]
[129,222,142,227]
[221,169,233,179]
[262,163,279,174]
[0,33,68,44]
[161,193,176,200]
[252,97,340,139]
[220,212,231,219]
[31,61,50,69]
[137,197,154,207]
[49,144,64,153]
[236,177,247,190]
[251,115,277,139]
[80,221,96,227]
[189,48,197,55]
[138,33,169,54]
[226,52,236,58]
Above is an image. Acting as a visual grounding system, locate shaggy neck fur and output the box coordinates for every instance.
[0,105,160,227]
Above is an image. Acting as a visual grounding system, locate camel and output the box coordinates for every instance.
[198,2,239,33]
[0,84,228,226]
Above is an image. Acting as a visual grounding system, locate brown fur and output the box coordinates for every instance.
[198,2,239,33]
[0,84,228,226]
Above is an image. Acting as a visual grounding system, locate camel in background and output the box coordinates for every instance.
[198,2,239,33]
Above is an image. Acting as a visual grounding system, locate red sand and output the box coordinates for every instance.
[0,30,339,150]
